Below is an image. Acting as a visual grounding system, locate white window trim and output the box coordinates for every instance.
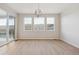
[46,17,55,32]
[24,16,55,32]
[33,16,45,32]
[24,17,33,31]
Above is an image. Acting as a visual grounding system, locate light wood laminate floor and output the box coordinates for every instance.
[0,39,79,55]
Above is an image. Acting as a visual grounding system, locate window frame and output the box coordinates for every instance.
[46,17,55,32]
[24,15,55,32]
[33,16,45,31]
[24,17,33,31]
[0,17,7,26]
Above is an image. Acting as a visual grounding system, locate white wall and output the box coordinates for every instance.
[17,14,60,39]
[61,7,79,48]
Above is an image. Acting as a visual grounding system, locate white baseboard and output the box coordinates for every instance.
[61,39,79,48]
[17,38,59,40]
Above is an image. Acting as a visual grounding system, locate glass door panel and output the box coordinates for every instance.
[8,16,15,41]
[0,8,15,46]
[0,18,7,45]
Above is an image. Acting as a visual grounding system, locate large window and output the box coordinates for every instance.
[9,17,15,26]
[47,17,55,31]
[24,17,32,30]
[34,17,45,31]
[0,18,7,26]
[24,16,55,31]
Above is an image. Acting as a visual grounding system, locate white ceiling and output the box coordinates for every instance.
[0,8,7,16]
[3,3,79,14]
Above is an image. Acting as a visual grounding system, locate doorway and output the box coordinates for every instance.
[0,15,15,46]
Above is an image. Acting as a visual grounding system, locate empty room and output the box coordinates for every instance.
[0,3,79,55]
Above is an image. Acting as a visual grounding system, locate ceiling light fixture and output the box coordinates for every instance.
[34,3,42,17]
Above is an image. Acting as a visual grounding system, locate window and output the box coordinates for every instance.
[9,17,15,26]
[24,16,55,31]
[24,17,32,30]
[34,17,45,31]
[47,17,55,31]
[0,18,7,26]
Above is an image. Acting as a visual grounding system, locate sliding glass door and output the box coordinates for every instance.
[8,16,15,41]
[0,16,15,46]
[0,17,7,45]
[0,8,15,46]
